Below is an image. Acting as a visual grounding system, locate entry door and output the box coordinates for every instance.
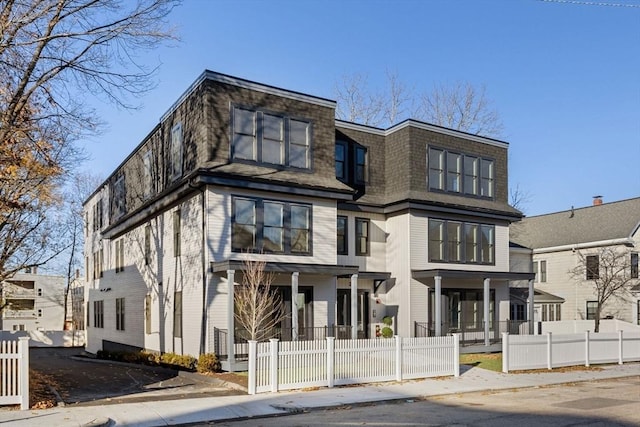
[336,289,369,338]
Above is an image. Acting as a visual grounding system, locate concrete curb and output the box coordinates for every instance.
[81,417,113,427]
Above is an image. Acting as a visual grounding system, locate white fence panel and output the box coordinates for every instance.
[622,332,640,362]
[402,336,455,379]
[277,340,328,391]
[589,333,621,364]
[552,334,585,367]
[250,336,458,394]
[334,338,396,386]
[507,334,547,370]
[0,338,29,410]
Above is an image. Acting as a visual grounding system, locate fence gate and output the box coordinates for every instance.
[0,337,29,410]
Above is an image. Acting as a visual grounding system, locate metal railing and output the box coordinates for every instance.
[414,320,532,345]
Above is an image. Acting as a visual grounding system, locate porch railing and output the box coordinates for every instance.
[414,320,531,345]
[214,325,366,359]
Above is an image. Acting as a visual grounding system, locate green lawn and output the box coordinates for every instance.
[459,353,502,372]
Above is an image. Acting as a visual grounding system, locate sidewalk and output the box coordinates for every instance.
[1,363,638,427]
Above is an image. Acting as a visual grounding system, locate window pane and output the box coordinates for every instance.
[540,260,547,282]
[447,221,462,262]
[263,202,283,252]
[262,115,283,165]
[262,138,283,165]
[233,108,256,160]
[335,144,346,179]
[428,148,444,190]
[429,219,444,261]
[447,153,461,192]
[291,205,310,253]
[480,225,494,263]
[464,156,478,195]
[465,224,478,263]
[355,147,368,183]
[289,144,308,169]
[631,253,638,279]
[233,199,256,250]
[480,159,494,197]
[337,216,347,255]
[289,120,310,169]
[355,218,369,255]
[234,108,255,135]
[586,255,599,280]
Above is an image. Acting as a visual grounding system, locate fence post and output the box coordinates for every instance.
[584,331,590,367]
[618,330,623,365]
[248,340,257,395]
[502,332,509,373]
[327,337,335,388]
[269,339,279,393]
[546,332,553,370]
[453,333,460,377]
[18,337,29,410]
[395,335,402,381]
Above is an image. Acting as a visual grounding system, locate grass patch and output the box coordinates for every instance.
[459,352,502,372]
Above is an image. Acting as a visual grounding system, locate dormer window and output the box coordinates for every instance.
[335,139,368,186]
[170,123,183,181]
[428,146,494,199]
[231,106,311,170]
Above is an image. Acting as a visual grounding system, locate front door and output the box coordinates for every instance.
[337,289,369,338]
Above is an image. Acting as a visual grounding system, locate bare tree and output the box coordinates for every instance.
[570,247,638,332]
[417,81,504,137]
[334,72,504,138]
[510,183,532,213]
[234,258,286,342]
[0,0,179,283]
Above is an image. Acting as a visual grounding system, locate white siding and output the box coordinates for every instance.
[336,211,387,273]
[385,213,412,337]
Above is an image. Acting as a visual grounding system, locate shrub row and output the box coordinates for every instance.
[96,350,221,373]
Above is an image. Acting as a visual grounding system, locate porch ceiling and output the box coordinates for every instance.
[211,260,359,276]
[412,269,535,282]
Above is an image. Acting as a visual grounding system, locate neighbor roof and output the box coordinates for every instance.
[511,197,640,249]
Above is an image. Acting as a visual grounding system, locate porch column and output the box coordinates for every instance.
[351,274,358,340]
[484,278,491,347]
[434,275,442,336]
[528,279,535,334]
[227,269,236,367]
[291,272,299,341]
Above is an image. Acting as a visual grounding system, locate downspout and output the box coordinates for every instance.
[189,178,208,355]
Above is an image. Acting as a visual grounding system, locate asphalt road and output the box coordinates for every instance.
[210,376,640,427]
[28,347,242,406]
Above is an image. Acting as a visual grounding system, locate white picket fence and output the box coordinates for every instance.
[0,337,29,410]
[248,335,460,394]
[502,331,640,372]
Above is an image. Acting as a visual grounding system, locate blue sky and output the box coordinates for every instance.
[81,0,640,216]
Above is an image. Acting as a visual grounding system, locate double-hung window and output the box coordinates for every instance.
[94,300,104,328]
[586,255,599,280]
[232,107,311,169]
[112,175,126,219]
[631,253,638,279]
[586,301,598,320]
[93,199,103,231]
[116,298,125,331]
[355,218,370,256]
[170,123,183,180]
[143,150,153,199]
[232,197,311,254]
[173,209,181,257]
[337,216,348,255]
[428,147,494,198]
[355,146,369,184]
[429,219,495,264]
[144,224,151,266]
[335,143,347,181]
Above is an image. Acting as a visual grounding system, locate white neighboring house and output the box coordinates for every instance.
[1,270,66,331]
[511,197,640,325]
[66,271,85,331]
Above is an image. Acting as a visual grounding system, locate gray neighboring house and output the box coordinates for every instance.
[1,270,66,331]
[511,197,640,324]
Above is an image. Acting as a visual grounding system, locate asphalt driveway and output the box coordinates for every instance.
[29,347,243,406]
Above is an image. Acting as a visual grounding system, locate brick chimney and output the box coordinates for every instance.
[593,195,603,206]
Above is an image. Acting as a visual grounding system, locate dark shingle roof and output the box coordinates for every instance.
[511,197,640,249]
